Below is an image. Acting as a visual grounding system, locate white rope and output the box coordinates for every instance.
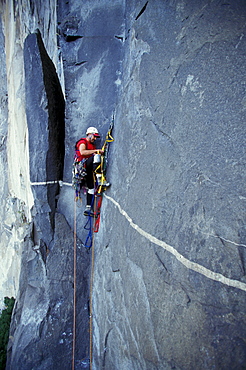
[105,194,246,293]
[30,180,72,186]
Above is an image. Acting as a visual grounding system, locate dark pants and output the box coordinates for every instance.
[85,156,96,206]
[85,156,94,189]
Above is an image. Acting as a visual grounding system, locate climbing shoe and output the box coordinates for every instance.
[84,206,97,217]
[99,181,111,188]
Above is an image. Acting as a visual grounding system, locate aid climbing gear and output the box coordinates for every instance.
[94,118,114,190]
[72,138,89,200]
[83,116,114,242]
[84,215,94,248]
[72,158,87,200]
[92,116,114,231]
[72,120,114,369]
[93,193,103,233]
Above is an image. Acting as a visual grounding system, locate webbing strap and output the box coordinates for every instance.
[84,216,94,248]
[93,195,102,233]
[102,133,114,150]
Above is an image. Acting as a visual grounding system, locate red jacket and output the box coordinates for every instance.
[74,138,96,162]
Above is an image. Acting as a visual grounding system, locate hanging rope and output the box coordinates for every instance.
[72,195,95,369]
[88,120,114,367]
[72,195,77,370]
[73,198,96,369]
[89,208,96,370]
[72,117,114,369]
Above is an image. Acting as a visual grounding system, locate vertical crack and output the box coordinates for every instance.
[103,328,113,368]
[135,1,149,20]
[35,29,65,229]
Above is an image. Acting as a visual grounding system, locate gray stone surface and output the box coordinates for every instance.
[57,0,124,245]
[0,14,11,304]
[0,16,8,196]
[7,25,90,370]
[7,212,90,370]
[1,0,246,369]
[92,1,246,369]
[24,29,65,250]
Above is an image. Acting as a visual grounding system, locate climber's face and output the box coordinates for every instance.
[87,134,96,143]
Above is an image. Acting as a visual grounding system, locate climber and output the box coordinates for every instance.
[75,127,104,216]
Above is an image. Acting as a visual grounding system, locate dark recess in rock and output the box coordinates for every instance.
[135,1,148,20]
[74,60,87,66]
[35,29,65,184]
[64,34,83,42]
[114,35,124,41]
[30,30,65,228]
[102,328,113,368]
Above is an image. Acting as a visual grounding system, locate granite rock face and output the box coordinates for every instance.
[24,29,65,249]
[0,0,246,369]
[7,212,90,370]
[0,0,61,308]
[5,11,90,369]
[90,1,246,369]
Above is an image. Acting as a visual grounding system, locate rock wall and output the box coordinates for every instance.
[0,0,246,369]
[0,0,60,307]
[91,1,246,369]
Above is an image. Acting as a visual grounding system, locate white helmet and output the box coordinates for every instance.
[86,126,100,137]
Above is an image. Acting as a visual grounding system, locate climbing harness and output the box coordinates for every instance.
[72,137,96,201]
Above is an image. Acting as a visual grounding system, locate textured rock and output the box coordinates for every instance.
[1,0,246,369]
[57,0,124,244]
[0,15,12,304]
[0,12,28,307]
[0,0,61,307]
[24,29,65,248]
[92,1,246,369]
[7,212,90,370]
[6,22,90,370]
